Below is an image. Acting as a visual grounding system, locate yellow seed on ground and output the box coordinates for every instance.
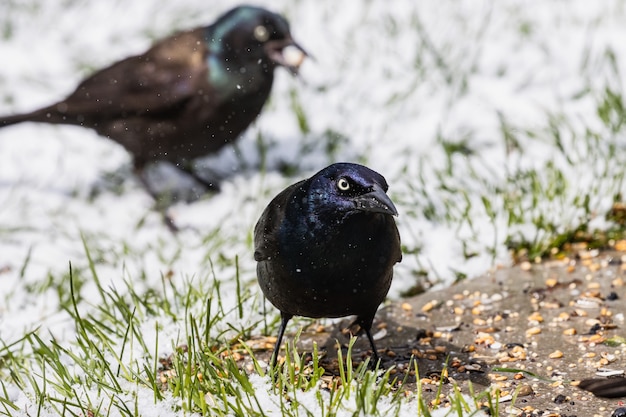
[587,282,600,290]
[588,263,601,272]
[558,312,571,321]
[615,240,626,251]
[526,327,542,336]
[549,350,564,359]
[422,300,437,312]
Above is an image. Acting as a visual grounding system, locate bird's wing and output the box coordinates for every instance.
[254,180,306,262]
[59,28,209,117]
[392,220,402,263]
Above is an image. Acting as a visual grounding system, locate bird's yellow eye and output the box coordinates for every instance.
[337,178,350,191]
[254,25,270,42]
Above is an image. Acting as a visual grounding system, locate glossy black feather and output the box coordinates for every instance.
[0,6,306,192]
[254,163,402,367]
[579,377,626,398]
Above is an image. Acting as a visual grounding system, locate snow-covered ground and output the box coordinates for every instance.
[1,0,626,415]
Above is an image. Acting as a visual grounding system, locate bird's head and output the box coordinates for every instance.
[209,6,308,75]
[307,163,398,219]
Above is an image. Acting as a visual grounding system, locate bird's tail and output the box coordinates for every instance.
[579,378,626,398]
[0,113,31,128]
[0,105,74,128]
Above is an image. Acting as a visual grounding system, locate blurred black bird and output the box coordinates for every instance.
[0,5,306,198]
[254,162,402,367]
[579,377,626,398]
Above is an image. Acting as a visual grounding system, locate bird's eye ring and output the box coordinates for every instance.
[254,25,270,42]
[337,178,350,191]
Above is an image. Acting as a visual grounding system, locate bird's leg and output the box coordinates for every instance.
[271,312,293,369]
[357,316,381,369]
[133,161,179,232]
[363,326,380,368]
[176,161,221,192]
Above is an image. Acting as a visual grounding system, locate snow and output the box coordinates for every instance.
[1,0,626,415]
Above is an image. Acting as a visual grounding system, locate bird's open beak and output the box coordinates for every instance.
[354,184,398,216]
[265,38,309,75]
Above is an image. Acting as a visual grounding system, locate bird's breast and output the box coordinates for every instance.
[258,214,397,315]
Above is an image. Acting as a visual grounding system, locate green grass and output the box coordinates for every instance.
[0,241,503,416]
[396,81,626,286]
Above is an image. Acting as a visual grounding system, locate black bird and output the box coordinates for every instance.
[0,5,306,198]
[254,163,402,367]
[579,377,626,398]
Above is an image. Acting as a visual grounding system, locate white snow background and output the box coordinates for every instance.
[1,0,626,415]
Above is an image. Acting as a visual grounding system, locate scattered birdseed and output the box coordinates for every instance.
[528,312,544,323]
[518,384,534,396]
[526,326,542,336]
[545,278,558,287]
[557,312,571,321]
[549,350,564,359]
[422,300,438,312]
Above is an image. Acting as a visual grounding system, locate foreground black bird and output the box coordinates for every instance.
[254,163,402,367]
[0,5,306,197]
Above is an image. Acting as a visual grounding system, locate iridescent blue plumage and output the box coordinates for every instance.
[205,6,302,99]
[254,163,402,367]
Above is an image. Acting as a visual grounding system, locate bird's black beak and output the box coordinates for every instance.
[354,184,398,216]
[265,38,309,75]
